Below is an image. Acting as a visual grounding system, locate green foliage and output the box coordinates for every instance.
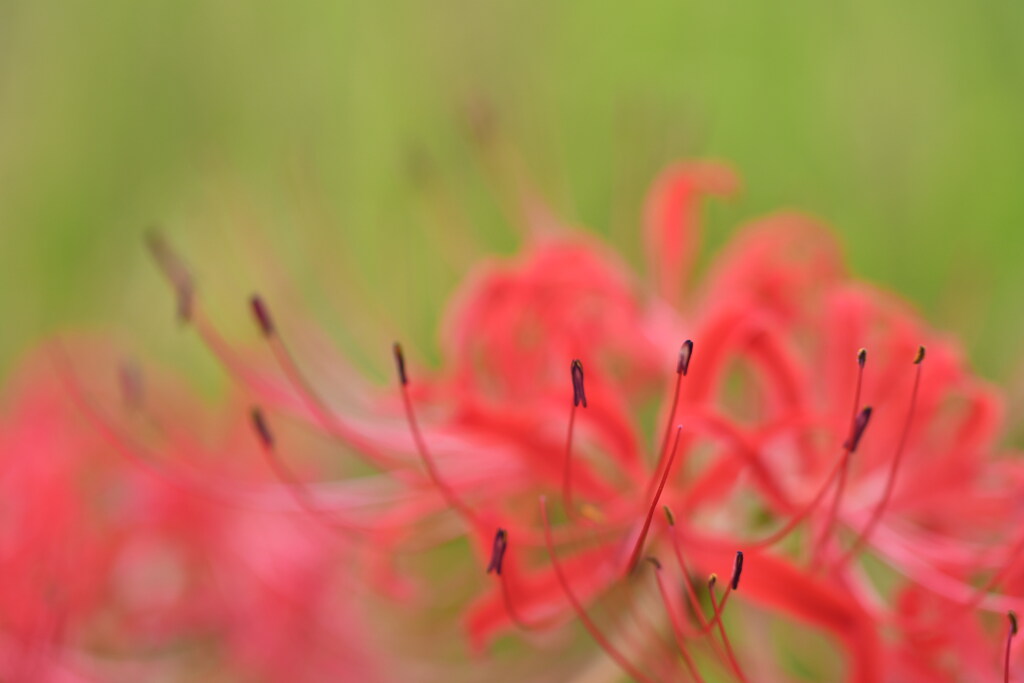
[2,0,1022,384]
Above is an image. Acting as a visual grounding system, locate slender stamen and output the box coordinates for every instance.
[664,508,731,666]
[394,342,480,526]
[665,508,713,631]
[626,426,683,574]
[486,528,559,631]
[836,346,924,568]
[646,341,693,500]
[744,424,871,550]
[539,496,654,683]
[145,230,194,323]
[563,359,586,515]
[50,343,186,487]
[249,406,356,537]
[647,557,704,682]
[1007,611,1019,683]
[815,347,870,563]
[250,294,275,336]
[708,575,747,682]
[701,550,744,635]
[246,293,402,469]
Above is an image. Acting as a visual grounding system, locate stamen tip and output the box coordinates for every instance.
[145,229,194,323]
[250,406,274,448]
[731,551,744,590]
[663,505,676,526]
[914,345,926,364]
[1011,611,1019,636]
[487,528,508,576]
[708,573,718,589]
[250,294,275,337]
[857,348,867,367]
[843,405,873,453]
[571,359,587,408]
[677,340,694,375]
[393,342,408,385]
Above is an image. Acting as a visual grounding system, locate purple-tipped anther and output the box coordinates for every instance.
[571,359,587,408]
[393,342,408,386]
[487,528,508,575]
[250,407,274,448]
[145,230,194,323]
[843,406,873,453]
[731,551,744,590]
[677,340,694,376]
[250,294,275,337]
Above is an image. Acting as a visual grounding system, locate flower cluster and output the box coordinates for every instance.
[1,161,1021,681]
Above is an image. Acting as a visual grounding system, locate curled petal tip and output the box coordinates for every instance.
[645,557,662,570]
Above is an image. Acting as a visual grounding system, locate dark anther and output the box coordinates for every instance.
[677,340,694,376]
[250,407,274,448]
[487,528,508,575]
[571,359,587,408]
[843,406,873,453]
[731,551,744,590]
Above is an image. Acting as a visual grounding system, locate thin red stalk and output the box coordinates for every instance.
[666,522,730,665]
[668,526,713,631]
[650,562,705,682]
[701,586,733,634]
[399,378,480,529]
[645,370,683,501]
[539,497,655,683]
[263,332,405,469]
[1006,611,1017,683]
[562,403,578,516]
[709,582,747,682]
[746,452,848,549]
[836,356,923,569]
[49,344,193,491]
[626,427,682,574]
[251,410,360,538]
[813,353,866,563]
[187,295,402,470]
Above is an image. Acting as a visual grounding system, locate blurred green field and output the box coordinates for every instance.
[2,1,1023,398]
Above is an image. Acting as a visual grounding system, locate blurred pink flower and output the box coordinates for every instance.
[0,342,389,681]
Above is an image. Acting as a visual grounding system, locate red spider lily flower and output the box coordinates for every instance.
[149,161,1022,682]
[0,341,391,681]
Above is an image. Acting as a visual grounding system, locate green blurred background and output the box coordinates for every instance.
[2,1,1023,398]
